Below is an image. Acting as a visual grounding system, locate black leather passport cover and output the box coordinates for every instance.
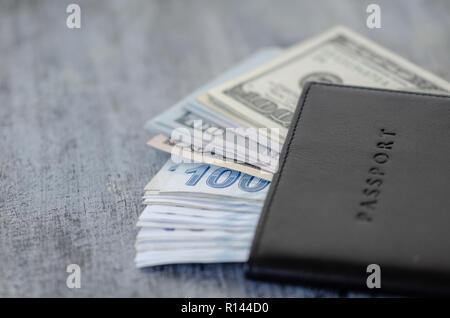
[247,82,450,295]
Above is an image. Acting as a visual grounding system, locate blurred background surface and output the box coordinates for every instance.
[0,0,449,297]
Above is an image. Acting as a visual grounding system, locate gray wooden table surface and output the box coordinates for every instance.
[1,0,449,297]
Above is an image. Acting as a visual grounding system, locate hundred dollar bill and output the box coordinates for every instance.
[149,110,280,168]
[147,134,274,181]
[201,26,450,139]
[145,48,283,165]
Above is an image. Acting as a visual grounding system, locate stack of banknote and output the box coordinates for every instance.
[135,26,450,267]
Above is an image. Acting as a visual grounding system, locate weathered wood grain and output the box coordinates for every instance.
[0,0,448,297]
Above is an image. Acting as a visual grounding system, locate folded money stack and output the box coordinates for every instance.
[135,160,269,267]
[136,26,450,267]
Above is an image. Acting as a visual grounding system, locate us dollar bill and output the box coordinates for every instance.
[201,26,450,138]
[145,48,283,165]
[147,134,274,181]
